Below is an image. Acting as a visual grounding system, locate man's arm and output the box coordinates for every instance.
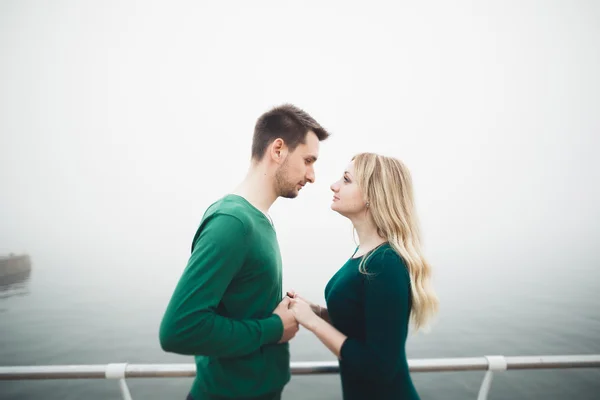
[316,306,331,324]
[159,213,283,357]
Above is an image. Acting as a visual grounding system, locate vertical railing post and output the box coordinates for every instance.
[106,363,133,400]
[477,356,507,400]
[118,378,133,400]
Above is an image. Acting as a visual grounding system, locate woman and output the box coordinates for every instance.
[288,152,438,400]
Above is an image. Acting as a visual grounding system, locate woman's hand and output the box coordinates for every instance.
[288,295,346,359]
[286,289,321,316]
[290,297,320,331]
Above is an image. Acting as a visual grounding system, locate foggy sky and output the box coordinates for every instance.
[1,1,599,305]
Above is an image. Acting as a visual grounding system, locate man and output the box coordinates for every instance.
[159,104,330,400]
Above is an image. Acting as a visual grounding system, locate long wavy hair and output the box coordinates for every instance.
[352,152,438,331]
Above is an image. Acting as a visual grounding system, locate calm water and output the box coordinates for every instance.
[1,245,599,400]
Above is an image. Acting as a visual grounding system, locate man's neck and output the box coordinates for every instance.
[231,162,278,214]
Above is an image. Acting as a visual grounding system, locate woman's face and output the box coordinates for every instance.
[330,161,366,217]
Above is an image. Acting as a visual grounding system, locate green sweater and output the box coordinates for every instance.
[325,243,420,400]
[159,194,289,399]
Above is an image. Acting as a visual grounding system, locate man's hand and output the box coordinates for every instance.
[273,297,299,343]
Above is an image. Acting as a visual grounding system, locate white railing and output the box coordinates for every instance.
[1,355,599,400]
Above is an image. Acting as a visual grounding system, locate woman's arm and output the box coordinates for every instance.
[289,299,346,358]
[290,252,411,383]
[338,252,411,383]
[307,316,346,358]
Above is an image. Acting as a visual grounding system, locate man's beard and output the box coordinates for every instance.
[274,160,299,199]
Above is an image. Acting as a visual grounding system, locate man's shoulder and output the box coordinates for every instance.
[190,196,253,251]
[203,194,254,226]
[196,195,263,237]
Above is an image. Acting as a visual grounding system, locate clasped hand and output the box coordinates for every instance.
[286,290,320,331]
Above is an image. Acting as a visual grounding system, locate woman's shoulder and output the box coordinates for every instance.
[364,243,409,279]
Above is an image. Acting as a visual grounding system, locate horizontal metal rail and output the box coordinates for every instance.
[2,355,599,380]
[1,355,599,400]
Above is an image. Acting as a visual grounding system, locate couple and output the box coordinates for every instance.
[159,104,438,400]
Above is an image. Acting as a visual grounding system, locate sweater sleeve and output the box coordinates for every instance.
[159,213,283,357]
[339,249,411,382]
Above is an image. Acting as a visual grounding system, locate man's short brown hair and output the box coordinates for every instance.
[252,104,330,161]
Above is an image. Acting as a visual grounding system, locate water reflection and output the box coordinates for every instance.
[0,268,32,299]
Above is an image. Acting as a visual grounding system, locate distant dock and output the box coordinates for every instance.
[0,254,31,279]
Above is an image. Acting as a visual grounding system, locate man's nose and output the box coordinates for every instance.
[306,168,315,184]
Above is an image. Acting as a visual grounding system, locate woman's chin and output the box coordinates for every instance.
[330,203,344,215]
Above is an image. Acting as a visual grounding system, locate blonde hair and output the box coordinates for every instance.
[352,152,438,331]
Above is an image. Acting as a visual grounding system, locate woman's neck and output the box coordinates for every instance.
[351,213,387,257]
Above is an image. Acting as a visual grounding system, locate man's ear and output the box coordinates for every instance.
[270,138,287,163]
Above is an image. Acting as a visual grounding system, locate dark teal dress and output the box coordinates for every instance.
[325,243,420,400]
